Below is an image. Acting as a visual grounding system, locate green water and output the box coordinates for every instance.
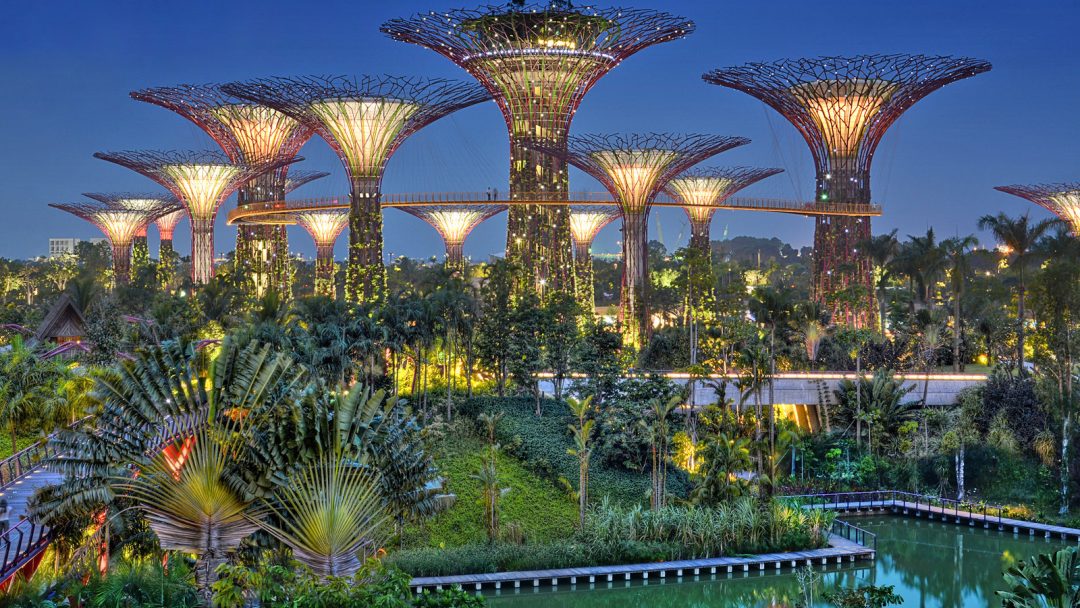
[486,516,1071,607]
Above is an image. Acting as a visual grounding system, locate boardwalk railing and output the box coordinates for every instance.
[830,519,877,555]
[0,417,90,491]
[781,490,1008,525]
[0,519,50,581]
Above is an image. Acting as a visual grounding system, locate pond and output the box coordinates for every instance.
[486,515,1070,607]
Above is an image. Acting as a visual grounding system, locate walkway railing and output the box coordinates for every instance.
[0,519,50,581]
[830,519,877,554]
[0,417,90,491]
[227,192,883,225]
[781,490,1008,525]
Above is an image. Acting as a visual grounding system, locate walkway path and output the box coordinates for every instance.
[410,534,873,593]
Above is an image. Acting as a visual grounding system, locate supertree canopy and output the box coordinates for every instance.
[131,84,315,297]
[223,75,490,304]
[995,183,1080,235]
[94,150,294,285]
[50,200,179,285]
[568,204,620,314]
[704,54,991,328]
[284,169,330,195]
[532,133,749,347]
[666,167,783,252]
[394,204,507,273]
[382,3,693,299]
[293,209,350,298]
[82,192,179,274]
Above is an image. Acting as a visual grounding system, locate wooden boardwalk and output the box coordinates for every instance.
[806,498,1080,542]
[410,534,873,593]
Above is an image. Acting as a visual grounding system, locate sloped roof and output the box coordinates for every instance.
[35,293,87,342]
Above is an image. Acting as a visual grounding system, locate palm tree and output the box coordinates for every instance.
[862,230,900,332]
[997,546,1080,607]
[0,338,63,463]
[749,287,792,449]
[691,433,752,505]
[640,396,680,510]
[978,212,1059,372]
[942,235,978,371]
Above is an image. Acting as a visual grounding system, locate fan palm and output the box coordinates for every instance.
[998,546,1080,607]
[113,424,257,600]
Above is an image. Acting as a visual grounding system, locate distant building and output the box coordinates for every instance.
[49,237,106,257]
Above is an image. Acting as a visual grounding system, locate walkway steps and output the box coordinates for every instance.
[804,499,1080,542]
[409,534,873,593]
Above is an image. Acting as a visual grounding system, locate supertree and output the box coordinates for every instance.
[293,209,349,298]
[995,183,1080,236]
[568,205,620,314]
[382,3,693,298]
[94,150,294,285]
[531,133,749,347]
[392,204,507,273]
[704,54,991,328]
[50,201,179,285]
[284,169,330,195]
[223,75,490,304]
[665,167,783,253]
[130,84,315,297]
[82,192,178,275]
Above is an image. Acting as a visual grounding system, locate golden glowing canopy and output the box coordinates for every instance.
[160,164,243,219]
[569,206,620,246]
[791,79,898,157]
[308,98,422,177]
[590,149,679,213]
[295,210,349,246]
[1048,191,1080,234]
[210,104,303,165]
[155,209,187,239]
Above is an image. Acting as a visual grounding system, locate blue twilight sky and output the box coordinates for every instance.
[2,0,1077,261]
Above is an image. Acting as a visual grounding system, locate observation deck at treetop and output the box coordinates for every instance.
[225,192,883,226]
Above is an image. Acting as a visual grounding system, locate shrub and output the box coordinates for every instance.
[462,396,691,507]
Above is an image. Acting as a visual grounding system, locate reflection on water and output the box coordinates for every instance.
[487,516,1069,607]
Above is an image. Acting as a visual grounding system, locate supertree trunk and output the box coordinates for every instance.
[813,163,876,328]
[573,241,595,316]
[236,172,290,298]
[345,176,385,304]
[689,219,711,254]
[314,243,336,298]
[111,242,132,286]
[620,212,650,349]
[190,217,216,285]
[445,241,466,275]
[507,142,573,298]
[132,234,149,275]
[158,238,176,288]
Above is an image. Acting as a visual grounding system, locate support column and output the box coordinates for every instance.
[445,241,466,275]
[236,172,290,298]
[689,218,711,253]
[620,211,649,349]
[812,164,876,328]
[345,176,385,304]
[111,242,132,286]
[190,217,215,285]
[132,230,149,276]
[313,243,336,298]
[507,141,573,299]
[573,241,595,316]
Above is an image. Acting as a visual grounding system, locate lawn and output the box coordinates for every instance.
[402,423,578,548]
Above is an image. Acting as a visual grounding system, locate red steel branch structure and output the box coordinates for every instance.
[393,204,507,273]
[382,3,693,298]
[154,209,186,260]
[666,167,783,253]
[130,84,314,297]
[82,192,178,274]
[534,133,749,347]
[94,150,294,285]
[568,205,620,314]
[50,200,179,285]
[995,183,1080,236]
[704,55,991,328]
[283,169,330,196]
[293,209,350,298]
[223,75,490,304]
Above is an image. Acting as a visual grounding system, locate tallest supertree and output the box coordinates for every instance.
[704,55,991,328]
[382,2,693,297]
